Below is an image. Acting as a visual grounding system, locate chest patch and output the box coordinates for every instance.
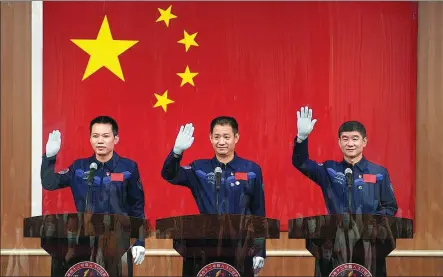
[326,168,346,185]
[206,172,215,185]
[235,172,248,180]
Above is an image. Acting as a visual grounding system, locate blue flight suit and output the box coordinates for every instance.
[161,150,266,277]
[40,152,146,246]
[292,138,398,216]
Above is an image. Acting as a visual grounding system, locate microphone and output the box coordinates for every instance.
[344,168,353,214]
[214,167,222,214]
[85,162,98,212]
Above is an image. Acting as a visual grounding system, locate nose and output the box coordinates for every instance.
[218,138,226,145]
[346,140,355,147]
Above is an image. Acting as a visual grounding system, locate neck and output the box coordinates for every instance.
[216,153,234,164]
[343,154,363,165]
[96,152,113,163]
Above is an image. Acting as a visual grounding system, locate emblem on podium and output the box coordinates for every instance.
[65,261,109,277]
[329,263,372,277]
[197,262,241,277]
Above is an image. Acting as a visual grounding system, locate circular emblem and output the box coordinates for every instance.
[329,263,372,277]
[65,261,109,277]
[196,262,240,277]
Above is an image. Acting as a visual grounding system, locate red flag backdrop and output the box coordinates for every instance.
[42,2,417,230]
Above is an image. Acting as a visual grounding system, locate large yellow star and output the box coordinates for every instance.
[156,5,177,27]
[177,30,199,52]
[177,66,198,87]
[154,90,174,112]
[71,16,138,81]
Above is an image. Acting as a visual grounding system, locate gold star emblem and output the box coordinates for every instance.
[156,5,177,27]
[178,30,199,52]
[177,66,198,87]
[71,16,138,81]
[153,90,174,112]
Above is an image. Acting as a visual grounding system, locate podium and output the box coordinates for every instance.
[288,214,413,277]
[23,213,150,277]
[156,214,280,277]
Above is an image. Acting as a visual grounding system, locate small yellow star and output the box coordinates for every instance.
[156,5,177,27]
[177,66,198,87]
[178,30,199,52]
[153,90,174,112]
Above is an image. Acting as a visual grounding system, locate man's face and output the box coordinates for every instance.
[338,131,367,159]
[90,123,119,156]
[209,124,239,157]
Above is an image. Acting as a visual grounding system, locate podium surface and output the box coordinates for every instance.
[24,213,150,277]
[289,214,413,277]
[156,214,279,277]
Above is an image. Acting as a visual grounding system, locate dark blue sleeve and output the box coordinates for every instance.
[40,154,72,190]
[252,167,266,258]
[251,167,265,217]
[376,170,398,216]
[161,150,196,188]
[127,163,146,247]
[292,137,329,188]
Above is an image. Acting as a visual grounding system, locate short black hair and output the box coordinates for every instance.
[90,116,118,136]
[338,121,366,138]
[210,116,238,134]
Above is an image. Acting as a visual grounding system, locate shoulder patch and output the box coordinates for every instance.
[57,168,69,174]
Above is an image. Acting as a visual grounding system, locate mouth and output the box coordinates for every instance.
[97,146,106,150]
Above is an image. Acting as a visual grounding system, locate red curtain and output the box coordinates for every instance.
[42,2,417,230]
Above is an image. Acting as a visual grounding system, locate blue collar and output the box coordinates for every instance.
[341,155,368,171]
[211,152,240,170]
[89,152,120,171]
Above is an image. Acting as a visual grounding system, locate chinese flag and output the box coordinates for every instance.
[363,174,377,184]
[42,2,417,229]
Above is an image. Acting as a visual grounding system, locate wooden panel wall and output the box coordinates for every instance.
[1,2,443,276]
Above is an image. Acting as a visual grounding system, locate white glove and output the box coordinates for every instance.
[173,123,195,155]
[253,256,264,275]
[296,106,317,141]
[45,130,61,158]
[132,246,145,265]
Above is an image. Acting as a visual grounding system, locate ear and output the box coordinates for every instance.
[234,133,240,143]
[363,137,367,147]
[209,133,212,143]
[114,135,120,145]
